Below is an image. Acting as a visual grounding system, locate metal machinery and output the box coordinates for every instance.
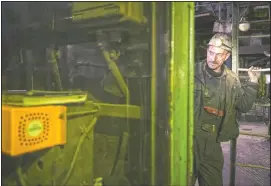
[1,2,194,186]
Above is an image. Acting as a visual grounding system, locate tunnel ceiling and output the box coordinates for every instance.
[195,2,270,60]
[195,2,270,36]
[2,2,270,58]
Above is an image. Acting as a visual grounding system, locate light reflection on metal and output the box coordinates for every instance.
[195,12,212,18]
[239,34,270,39]
[238,68,270,72]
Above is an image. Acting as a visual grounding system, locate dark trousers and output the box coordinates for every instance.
[192,131,224,186]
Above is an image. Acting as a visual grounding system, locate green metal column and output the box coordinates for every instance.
[169,2,194,186]
[151,2,157,185]
[188,3,195,185]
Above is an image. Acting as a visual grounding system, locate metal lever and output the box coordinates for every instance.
[238,68,270,72]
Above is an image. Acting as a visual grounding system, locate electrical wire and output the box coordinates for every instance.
[109,132,123,176]
[236,163,270,170]
[61,116,98,186]
[104,48,131,177]
[138,77,145,182]
[16,158,27,186]
[209,2,219,21]
[142,77,148,172]
[16,166,27,186]
[109,96,125,176]
[239,3,250,22]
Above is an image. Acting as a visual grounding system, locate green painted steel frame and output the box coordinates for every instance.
[151,2,157,185]
[169,2,194,186]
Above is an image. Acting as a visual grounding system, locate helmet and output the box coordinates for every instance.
[208,33,232,52]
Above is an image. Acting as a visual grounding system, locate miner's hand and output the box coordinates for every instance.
[248,66,261,83]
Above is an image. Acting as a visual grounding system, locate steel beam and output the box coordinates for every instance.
[97,103,140,119]
[169,2,194,186]
[239,45,270,55]
[67,101,141,119]
[229,2,239,186]
[151,3,158,184]
[239,34,270,39]
[238,2,269,8]
[231,2,239,74]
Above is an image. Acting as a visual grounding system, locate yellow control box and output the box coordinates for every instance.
[2,105,67,156]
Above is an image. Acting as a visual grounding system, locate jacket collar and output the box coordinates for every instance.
[195,60,228,83]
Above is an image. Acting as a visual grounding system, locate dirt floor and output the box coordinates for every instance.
[222,121,270,186]
[195,121,270,186]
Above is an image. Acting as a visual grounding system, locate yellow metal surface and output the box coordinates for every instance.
[2,105,67,156]
[67,101,140,119]
[72,2,146,24]
[2,92,88,106]
[97,103,140,119]
[24,90,87,96]
[102,50,130,102]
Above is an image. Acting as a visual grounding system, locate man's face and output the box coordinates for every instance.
[206,45,230,71]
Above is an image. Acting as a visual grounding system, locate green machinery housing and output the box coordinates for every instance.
[1,2,194,186]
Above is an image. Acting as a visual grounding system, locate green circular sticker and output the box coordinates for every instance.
[27,120,43,137]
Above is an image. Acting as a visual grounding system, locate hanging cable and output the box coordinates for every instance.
[61,116,98,186]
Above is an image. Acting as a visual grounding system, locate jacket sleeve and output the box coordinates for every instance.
[235,79,259,113]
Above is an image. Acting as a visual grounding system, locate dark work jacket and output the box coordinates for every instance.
[194,61,259,142]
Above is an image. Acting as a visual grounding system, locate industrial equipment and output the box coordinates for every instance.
[71,2,146,24]
[2,105,66,156]
[2,2,195,186]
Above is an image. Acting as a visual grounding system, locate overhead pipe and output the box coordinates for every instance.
[195,2,231,7]
[195,12,212,18]
[238,68,270,72]
[248,19,270,23]
[269,3,270,22]
[238,2,269,8]
[239,34,270,39]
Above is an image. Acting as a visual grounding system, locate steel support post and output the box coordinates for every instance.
[229,2,239,186]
